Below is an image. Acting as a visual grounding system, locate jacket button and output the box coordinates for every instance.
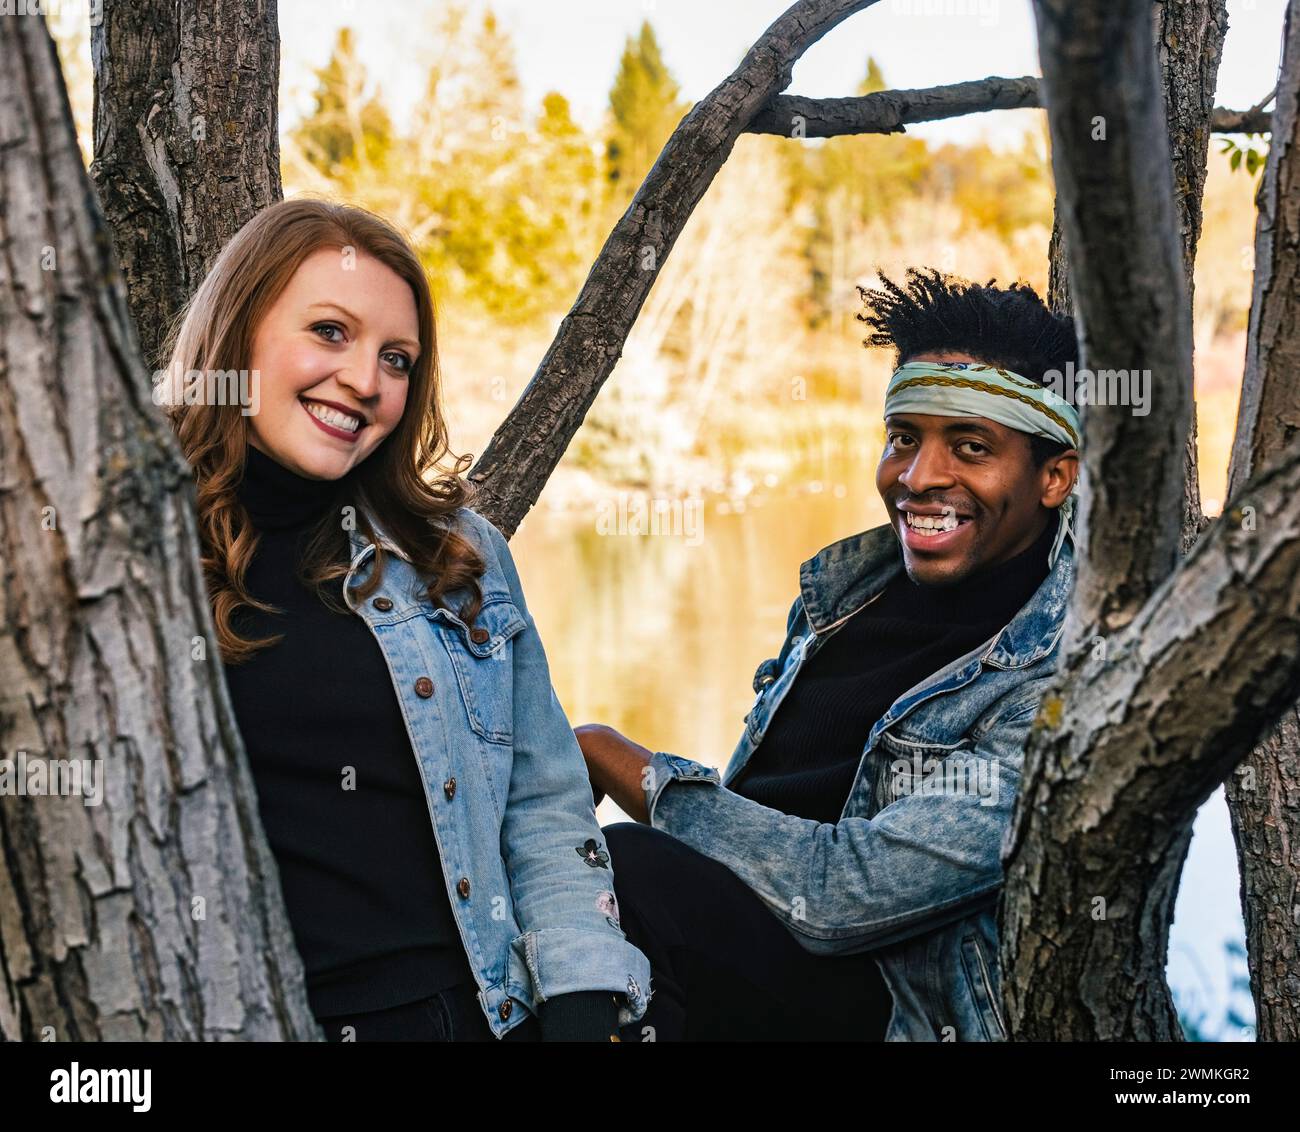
[457,876,471,898]
[498,1000,512,1021]
[372,597,393,611]
[443,777,456,800]
[414,677,434,698]
[470,627,490,644]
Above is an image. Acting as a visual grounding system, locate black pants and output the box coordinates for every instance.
[316,981,540,1042]
[605,822,894,1041]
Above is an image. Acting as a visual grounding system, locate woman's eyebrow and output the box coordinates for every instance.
[306,301,420,352]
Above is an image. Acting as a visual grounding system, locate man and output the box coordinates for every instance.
[577,267,1081,1041]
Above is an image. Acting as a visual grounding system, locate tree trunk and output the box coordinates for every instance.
[1222,0,1300,1043]
[90,0,283,370]
[1000,0,1205,1040]
[0,15,317,1042]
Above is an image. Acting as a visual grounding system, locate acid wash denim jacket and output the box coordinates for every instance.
[342,504,651,1037]
[641,518,1074,1041]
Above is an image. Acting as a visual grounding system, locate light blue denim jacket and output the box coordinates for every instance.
[342,504,651,1037]
[642,517,1073,1041]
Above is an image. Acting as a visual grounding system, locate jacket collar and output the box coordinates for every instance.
[799,513,1075,669]
[346,509,410,566]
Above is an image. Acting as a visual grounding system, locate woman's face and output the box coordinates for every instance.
[246,247,420,480]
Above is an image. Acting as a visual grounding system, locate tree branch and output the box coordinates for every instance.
[467,0,882,535]
[748,76,1270,137]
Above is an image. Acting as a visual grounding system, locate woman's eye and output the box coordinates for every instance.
[312,322,344,343]
[383,351,412,374]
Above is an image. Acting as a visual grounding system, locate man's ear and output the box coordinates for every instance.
[1041,449,1079,509]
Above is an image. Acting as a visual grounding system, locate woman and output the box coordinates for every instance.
[159,198,650,1042]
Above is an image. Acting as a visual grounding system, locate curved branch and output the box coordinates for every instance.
[467,0,881,535]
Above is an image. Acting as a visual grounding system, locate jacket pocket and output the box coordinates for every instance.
[959,931,1008,1041]
[428,597,527,744]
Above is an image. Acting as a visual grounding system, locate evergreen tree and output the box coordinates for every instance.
[605,21,688,198]
[291,27,393,176]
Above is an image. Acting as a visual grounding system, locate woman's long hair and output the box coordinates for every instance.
[160,198,484,664]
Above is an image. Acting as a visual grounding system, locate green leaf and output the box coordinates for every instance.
[1231,148,1243,171]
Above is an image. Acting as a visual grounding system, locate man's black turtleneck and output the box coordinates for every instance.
[223,444,619,1038]
[729,513,1059,823]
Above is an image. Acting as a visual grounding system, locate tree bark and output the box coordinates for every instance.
[467,0,881,535]
[1222,0,1300,1043]
[749,77,1266,138]
[1002,440,1300,1039]
[0,15,317,1042]
[999,0,1200,1040]
[90,0,283,370]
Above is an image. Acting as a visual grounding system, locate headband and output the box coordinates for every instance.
[883,361,1081,569]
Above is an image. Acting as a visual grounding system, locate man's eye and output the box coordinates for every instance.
[959,441,989,456]
[312,322,344,343]
[888,433,914,447]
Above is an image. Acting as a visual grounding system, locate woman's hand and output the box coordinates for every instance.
[574,724,655,823]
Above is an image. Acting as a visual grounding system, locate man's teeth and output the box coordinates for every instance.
[303,400,363,432]
[905,512,962,534]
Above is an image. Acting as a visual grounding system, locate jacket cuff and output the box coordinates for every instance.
[508,927,652,1027]
[644,751,721,826]
[539,991,621,1042]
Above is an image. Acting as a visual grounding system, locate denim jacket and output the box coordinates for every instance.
[342,505,651,1037]
[641,517,1073,1041]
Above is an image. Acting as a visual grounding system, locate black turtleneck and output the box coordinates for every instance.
[223,443,475,1018]
[223,444,619,1039]
[729,513,1059,824]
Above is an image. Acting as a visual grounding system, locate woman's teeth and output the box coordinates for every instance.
[303,400,363,433]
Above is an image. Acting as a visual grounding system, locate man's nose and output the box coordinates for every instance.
[898,440,956,495]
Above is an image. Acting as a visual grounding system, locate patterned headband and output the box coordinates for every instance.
[883,360,1080,568]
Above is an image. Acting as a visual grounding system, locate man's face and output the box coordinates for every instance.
[876,351,1078,587]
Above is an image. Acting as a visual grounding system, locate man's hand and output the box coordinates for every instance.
[574,724,655,824]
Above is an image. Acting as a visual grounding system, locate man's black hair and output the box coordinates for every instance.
[857,267,1077,467]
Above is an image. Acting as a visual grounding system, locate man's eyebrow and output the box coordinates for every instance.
[306,302,421,353]
[885,415,1001,440]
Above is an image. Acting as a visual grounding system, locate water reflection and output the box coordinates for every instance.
[512,483,888,771]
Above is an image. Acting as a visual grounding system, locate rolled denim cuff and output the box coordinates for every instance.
[508,927,652,1027]
[644,751,721,827]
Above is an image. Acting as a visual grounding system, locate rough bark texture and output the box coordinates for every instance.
[1000,0,1200,1040]
[1038,0,1197,641]
[1003,441,1300,1039]
[750,77,1265,139]
[467,0,881,536]
[0,16,317,1041]
[90,0,283,370]
[1223,0,1300,1044]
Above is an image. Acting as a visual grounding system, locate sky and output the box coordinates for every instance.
[276,0,1288,147]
